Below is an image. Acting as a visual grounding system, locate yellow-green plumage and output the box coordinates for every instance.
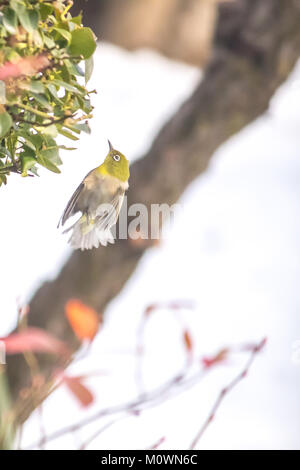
[97,149,129,182]
[58,141,129,250]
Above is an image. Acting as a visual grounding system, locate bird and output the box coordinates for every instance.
[58,140,130,250]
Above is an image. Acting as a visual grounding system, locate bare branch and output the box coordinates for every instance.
[189,338,267,449]
[25,339,265,449]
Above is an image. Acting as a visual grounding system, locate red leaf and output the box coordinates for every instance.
[0,55,50,81]
[201,348,228,369]
[63,376,94,408]
[183,330,193,354]
[1,327,70,357]
[144,303,158,316]
[65,299,100,341]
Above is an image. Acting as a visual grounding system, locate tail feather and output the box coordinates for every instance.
[67,215,115,250]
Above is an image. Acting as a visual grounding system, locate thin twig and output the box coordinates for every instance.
[189,338,267,449]
[135,300,195,395]
[26,340,264,449]
[26,369,206,449]
[13,114,73,127]
[146,436,166,450]
[80,416,129,450]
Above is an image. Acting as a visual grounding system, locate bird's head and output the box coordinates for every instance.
[102,140,129,182]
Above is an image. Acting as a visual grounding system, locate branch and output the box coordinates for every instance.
[25,339,265,449]
[189,338,267,449]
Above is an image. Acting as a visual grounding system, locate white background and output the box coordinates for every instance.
[1,44,300,450]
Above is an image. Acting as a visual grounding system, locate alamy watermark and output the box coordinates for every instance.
[94,196,184,241]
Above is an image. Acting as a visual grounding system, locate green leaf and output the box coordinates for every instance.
[0,112,12,139]
[65,60,84,77]
[0,1,96,185]
[39,138,62,165]
[64,121,91,135]
[69,28,97,59]
[0,81,6,105]
[19,81,41,93]
[59,128,79,141]
[51,79,79,94]
[17,133,35,151]
[0,174,7,186]
[71,122,91,134]
[47,83,60,101]
[77,96,93,114]
[37,146,61,172]
[3,8,18,35]
[70,14,82,26]
[21,144,35,158]
[21,155,37,175]
[43,34,55,49]
[12,2,39,33]
[28,10,39,31]
[40,3,53,21]
[0,147,11,159]
[31,92,53,111]
[85,56,94,84]
[32,30,44,48]
[29,80,46,94]
[18,132,43,151]
[0,176,7,186]
[54,27,72,44]
[59,63,71,83]
[37,155,61,173]
[36,124,58,138]
[58,145,77,151]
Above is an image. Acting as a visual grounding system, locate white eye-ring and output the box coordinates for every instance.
[113,154,121,162]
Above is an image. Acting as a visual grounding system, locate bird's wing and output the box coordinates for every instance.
[57,182,84,228]
[95,190,124,232]
[58,170,126,230]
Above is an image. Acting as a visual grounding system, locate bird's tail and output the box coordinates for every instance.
[65,215,115,251]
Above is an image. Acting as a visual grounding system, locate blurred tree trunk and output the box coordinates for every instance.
[6,0,300,426]
[72,0,218,66]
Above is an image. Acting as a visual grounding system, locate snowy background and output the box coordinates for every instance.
[1,44,300,449]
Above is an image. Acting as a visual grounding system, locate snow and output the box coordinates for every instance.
[1,43,300,449]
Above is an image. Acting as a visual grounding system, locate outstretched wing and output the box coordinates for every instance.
[95,190,124,231]
[57,182,84,228]
[66,191,125,250]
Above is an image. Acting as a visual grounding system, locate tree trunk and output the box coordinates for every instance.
[6,0,300,424]
[72,0,217,66]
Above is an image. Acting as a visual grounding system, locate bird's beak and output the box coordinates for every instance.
[108,140,114,152]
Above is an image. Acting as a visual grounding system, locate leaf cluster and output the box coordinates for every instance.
[0,0,97,185]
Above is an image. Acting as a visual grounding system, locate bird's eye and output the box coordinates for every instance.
[113,154,121,162]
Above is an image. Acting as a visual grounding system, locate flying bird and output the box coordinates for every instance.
[58,141,129,250]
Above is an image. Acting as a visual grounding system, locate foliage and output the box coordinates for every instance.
[65,298,100,341]
[0,0,97,186]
